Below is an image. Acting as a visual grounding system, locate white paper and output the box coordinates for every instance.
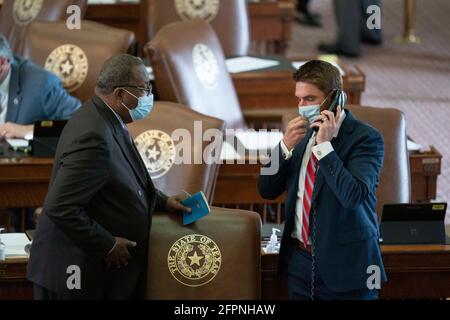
[220,141,242,161]
[6,139,29,148]
[226,56,280,73]
[234,131,283,151]
[292,61,346,76]
[1,233,32,257]
[407,139,422,152]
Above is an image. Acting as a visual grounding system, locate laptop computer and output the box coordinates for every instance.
[381,203,447,245]
[31,120,68,158]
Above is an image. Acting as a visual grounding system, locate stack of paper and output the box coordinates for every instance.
[1,233,32,258]
[226,56,280,73]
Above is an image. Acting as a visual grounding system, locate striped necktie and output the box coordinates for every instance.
[301,152,318,245]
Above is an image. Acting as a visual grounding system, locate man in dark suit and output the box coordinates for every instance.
[27,54,191,299]
[318,0,383,57]
[259,60,386,299]
[0,33,80,232]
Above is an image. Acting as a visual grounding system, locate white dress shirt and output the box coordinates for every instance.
[0,69,11,126]
[280,111,347,245]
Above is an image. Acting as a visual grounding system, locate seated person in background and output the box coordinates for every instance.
[0,32,80,139]
[0,32,81,232]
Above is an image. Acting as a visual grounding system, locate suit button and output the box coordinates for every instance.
[138,190,143,197]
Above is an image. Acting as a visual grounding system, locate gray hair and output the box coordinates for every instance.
[96,54,145,94]
[0,32,14,62]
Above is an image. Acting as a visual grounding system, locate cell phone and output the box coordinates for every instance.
[313,89,347,131]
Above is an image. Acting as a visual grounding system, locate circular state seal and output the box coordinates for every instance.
[192,43,219,89]
[174,0,220,22]
[168,234,222,287]
[134,130,176,179]
[13,0,43,26]
[44,44,88,93]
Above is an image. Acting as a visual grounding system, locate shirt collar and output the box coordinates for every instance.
[0,68,11,97]
[99,97,126,129]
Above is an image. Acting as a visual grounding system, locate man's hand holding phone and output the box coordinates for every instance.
[311,105,342,144]
[283,116,309,151]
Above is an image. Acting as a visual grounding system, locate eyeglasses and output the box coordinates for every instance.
[114,84,152,96]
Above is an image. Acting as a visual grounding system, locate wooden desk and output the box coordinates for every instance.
[213,146,442,223]
[231,56,366,109]
[0,257,32,300]
[248,0,295,55]
[0,157,52,208]
[261,243,450,299]
[2,243,449,300]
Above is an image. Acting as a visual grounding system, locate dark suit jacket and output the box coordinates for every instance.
[6,56,80,124]
[27,96,168,299]
[259,110,387,292]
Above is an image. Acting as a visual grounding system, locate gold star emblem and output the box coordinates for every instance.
[187,251,204,267]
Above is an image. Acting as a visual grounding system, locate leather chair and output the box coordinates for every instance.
[146,0,249,57]
[347,106,411,218]
[127,101,225,202]
[282,105,411,220]
[146,19,290,130]
[22,20,135,102]
[146,207,261,299]
[0,0,87,55]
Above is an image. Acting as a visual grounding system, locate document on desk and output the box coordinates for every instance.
[234,131,284,151]
[292,61,346,76]
[6,139,29,149]
[1,233,32,258]
[226,56,280,73]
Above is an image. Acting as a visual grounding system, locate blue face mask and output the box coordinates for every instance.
[122,89,154,121]
[298,104,321,124]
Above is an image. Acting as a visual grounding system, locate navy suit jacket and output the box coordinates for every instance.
[259,110,387,292]
[5,56,80,124]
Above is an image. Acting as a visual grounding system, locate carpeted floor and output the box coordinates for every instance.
[287,0,450,222]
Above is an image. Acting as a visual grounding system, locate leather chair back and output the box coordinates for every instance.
[146,19,246,130]
[146,207,261,299]
[128,101,225,202]
[147,0,249,57]
[22,20,135,102]
[0,0,87,54]
[346,106,411,218]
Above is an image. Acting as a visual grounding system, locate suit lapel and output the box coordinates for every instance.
[5,61,22,123]
[93,96,148,190]
[311,110,356,202]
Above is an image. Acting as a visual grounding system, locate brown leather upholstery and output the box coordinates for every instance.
[346,106,411,218]
[0,0,87,55]
[147,0,249,57]
[22,20,135,102]
[128,101,225,202]
[146,19,247,130]
[146,207,261,299]
[283,106,411,219]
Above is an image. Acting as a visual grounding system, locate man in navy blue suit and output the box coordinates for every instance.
[0,33,80,231]
[259,60,386,300]
[0,33,80,139]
